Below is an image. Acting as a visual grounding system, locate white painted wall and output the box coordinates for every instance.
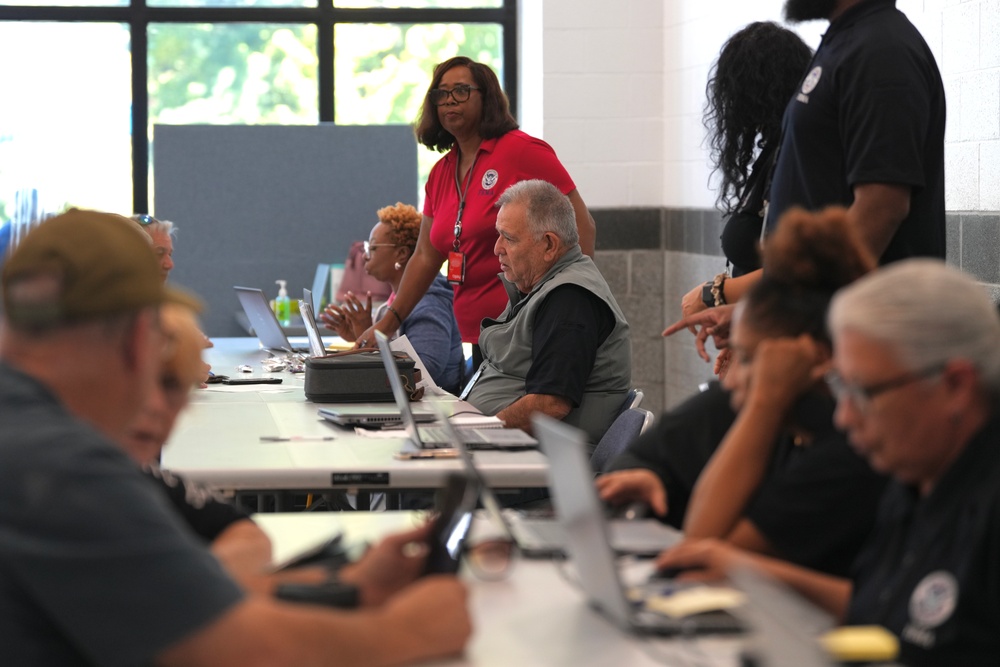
[539,0,1000,213]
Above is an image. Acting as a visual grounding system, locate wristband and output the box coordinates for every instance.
[386,304,402,324]
[710,272,728,307]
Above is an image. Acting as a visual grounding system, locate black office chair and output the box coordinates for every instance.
[617,387,644,417]
[590,407,654,472]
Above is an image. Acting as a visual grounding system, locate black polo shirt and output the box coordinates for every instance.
[606,385,887,578]
[766,0,946,264]
[846,415,1000,665]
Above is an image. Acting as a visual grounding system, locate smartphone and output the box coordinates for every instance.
[423,472,478,576]
[221,376,283,385]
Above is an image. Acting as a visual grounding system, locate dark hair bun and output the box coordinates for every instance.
[762,206,876,293]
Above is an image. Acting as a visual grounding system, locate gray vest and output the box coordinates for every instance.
[466,246,631,444]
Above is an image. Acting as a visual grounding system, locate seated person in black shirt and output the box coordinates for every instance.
[598,207,888,578]
[658,259,1000,666]
[463,179,631,444]
[121,301,272,574]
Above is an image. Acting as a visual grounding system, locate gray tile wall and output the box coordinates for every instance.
[593,208,996,415]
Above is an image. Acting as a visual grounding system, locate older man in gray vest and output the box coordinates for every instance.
[464,179,631,444]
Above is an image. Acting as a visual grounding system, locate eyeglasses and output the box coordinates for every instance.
[428,84,481,106]
[131,214,159,226]
[463,537,518,581]
[362,241,398,257]
[825,364,945,412]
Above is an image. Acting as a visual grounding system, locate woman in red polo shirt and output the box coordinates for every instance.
[355,56,595,371]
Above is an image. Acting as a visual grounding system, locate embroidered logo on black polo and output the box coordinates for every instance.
[909,570,958,629]
[797,66,822,104]
[482,169,499,190]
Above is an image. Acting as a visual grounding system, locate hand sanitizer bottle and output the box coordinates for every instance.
[274,280,291,327]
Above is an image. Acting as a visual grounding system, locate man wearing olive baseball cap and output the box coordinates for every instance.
[0,208,470,667]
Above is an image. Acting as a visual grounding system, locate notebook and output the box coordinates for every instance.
[534,413,744,635]
[374,330,538,451]
[299,288,326,358]
[234,285,307,353]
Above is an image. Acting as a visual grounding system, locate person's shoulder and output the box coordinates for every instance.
[837,5,935,65]
[426,147,458,178]
[423,274,456,303]
[495,128,557,154]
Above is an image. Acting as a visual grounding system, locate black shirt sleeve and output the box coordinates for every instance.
[604,383,737,529]
[525,284,615,406]
[144,465,250,542]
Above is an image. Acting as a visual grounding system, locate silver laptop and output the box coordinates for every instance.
[728,565,835,667]
[234,285,307,353]
[299,288,327,358]
[317,403,436,428]
[430,403,683,558]
[374,330,537,451]
[534,413,743,635]
[310,263,331,313]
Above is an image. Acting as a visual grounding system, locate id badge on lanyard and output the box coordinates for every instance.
[450,151,479,286]
[447,249,466,284]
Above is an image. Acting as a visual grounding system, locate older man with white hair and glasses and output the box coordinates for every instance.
[462,179,631,445]
[656,259,1000,665]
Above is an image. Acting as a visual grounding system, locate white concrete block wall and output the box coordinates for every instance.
[539,0,1000,213]
[541,0,665,208]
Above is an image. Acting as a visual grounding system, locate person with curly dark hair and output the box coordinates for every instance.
[680,23,812,333]
[353,57,595,372]
[321,203,464,394]
[667,1,946,373]
[600,206,887,579]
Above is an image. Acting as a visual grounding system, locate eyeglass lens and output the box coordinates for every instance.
[430,85,475,106]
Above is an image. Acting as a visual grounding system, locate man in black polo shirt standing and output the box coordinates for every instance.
[664,0,945,358]
[768,0,946,262]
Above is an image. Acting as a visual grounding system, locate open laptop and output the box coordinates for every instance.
[234,286,307,353]
[374,330,538,451]
[534,413,744,635]
[428,402,684,558]
[310,263,331,313]
[299,289,327,358]
[728,565,835,667]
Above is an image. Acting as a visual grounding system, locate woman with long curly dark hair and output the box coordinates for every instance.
[679,22,811,376]
[705,22,812,219]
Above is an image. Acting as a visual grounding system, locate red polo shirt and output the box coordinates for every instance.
[424,129,576,342]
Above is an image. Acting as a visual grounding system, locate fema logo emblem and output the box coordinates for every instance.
[801,66,822,95]
[482,169,499,190]
[909,571,958,628]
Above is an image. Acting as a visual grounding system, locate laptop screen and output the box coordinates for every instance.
[299,289,326,358]
[533,414,637,629]
[234,285,293,352]
[310,263,331,313]
[374,330,427,449]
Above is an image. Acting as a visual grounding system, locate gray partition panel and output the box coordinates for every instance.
[153,124,417,337]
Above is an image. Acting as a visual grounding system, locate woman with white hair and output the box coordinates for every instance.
[657,259,1000,665]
